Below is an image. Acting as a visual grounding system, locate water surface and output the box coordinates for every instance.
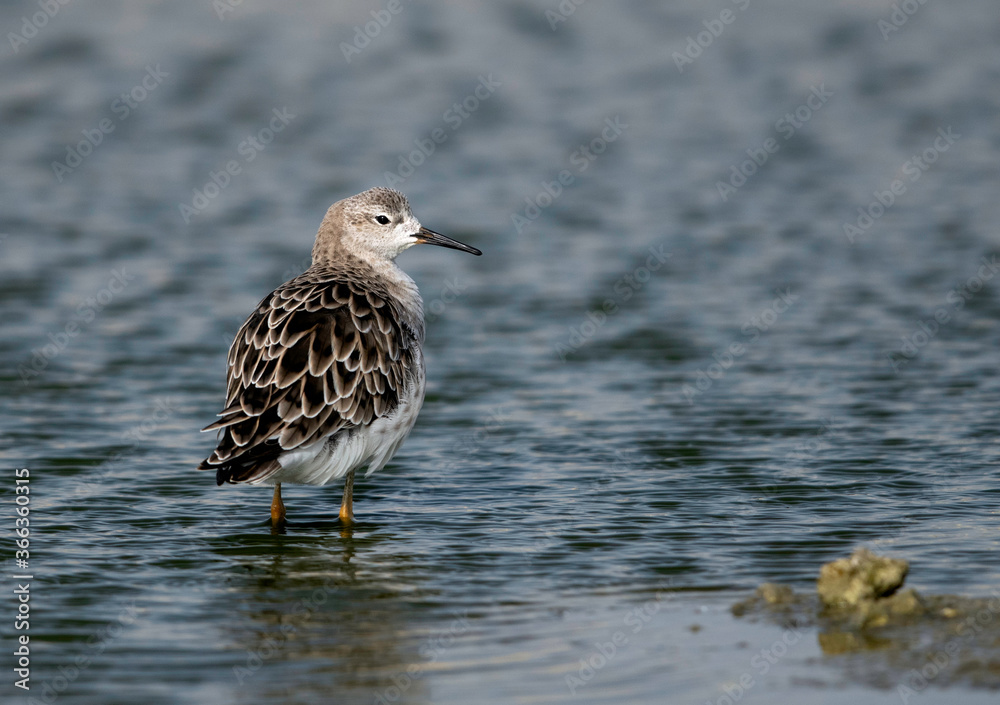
[2,1,999,703]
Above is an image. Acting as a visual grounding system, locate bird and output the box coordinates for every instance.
[198,187,481,526]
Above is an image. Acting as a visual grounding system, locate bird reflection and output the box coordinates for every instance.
[208,524,443,704]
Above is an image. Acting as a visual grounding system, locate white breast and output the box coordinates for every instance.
[255,351,426,487]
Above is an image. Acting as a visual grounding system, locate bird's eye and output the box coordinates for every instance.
[375,215,391,225]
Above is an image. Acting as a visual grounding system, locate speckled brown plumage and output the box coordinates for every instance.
[198,262,420,485]
[198,187,480,525]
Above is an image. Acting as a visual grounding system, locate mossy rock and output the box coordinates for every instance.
[817,548,909,609]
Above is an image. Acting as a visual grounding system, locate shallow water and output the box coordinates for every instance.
[2,1,1000,703]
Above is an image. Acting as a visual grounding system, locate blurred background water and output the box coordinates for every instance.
[2,1,999,703]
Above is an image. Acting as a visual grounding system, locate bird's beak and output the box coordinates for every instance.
[415,227,482,256]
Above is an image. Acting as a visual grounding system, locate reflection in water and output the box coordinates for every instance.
[735,582,1000,689]
[208,526,462,704]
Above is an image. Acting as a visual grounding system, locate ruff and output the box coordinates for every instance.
[198,187,481,524]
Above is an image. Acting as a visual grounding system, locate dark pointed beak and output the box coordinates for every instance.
[416,227,482,256]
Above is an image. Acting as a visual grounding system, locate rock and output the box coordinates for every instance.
[847,588,925,629]
[730,582,802,617]
[758,582,795,605]
[817,548,909,609]
[731,548,1000,688]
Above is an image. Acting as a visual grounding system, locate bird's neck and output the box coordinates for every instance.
[311,251,425,341]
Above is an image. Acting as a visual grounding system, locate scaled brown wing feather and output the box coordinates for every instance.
[199,272,413,485]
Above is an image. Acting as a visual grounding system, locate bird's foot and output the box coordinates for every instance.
[271,483,287,527]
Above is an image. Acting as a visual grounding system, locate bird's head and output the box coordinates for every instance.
[314,187,481,264]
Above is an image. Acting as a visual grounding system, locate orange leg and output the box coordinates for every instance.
[339,469,355,524]
[271,483,287,525]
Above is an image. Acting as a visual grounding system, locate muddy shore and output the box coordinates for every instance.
[732,549,1000,691]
